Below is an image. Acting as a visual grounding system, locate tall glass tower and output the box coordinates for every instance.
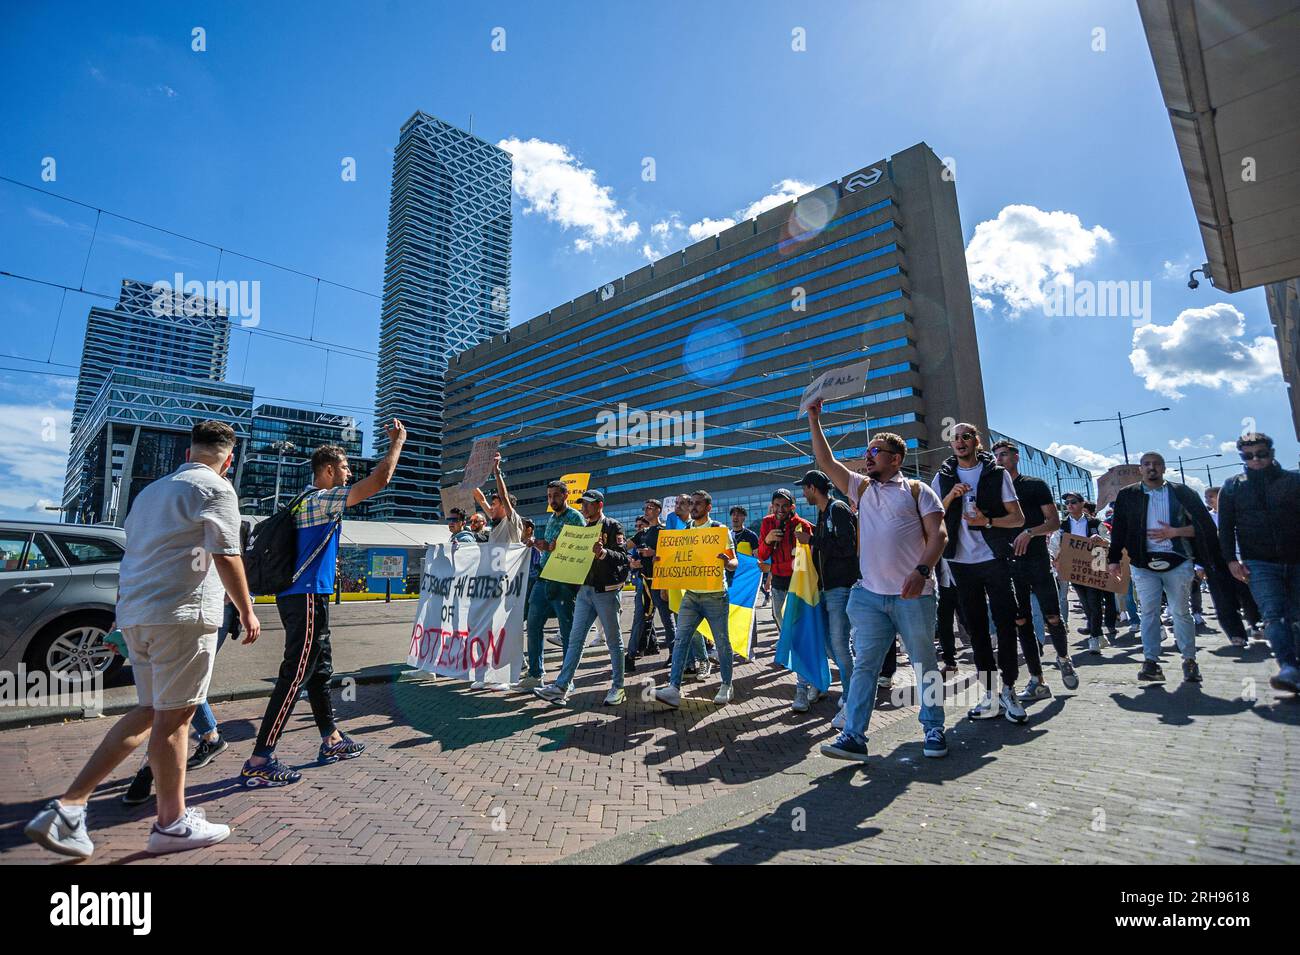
[370,112,512,521]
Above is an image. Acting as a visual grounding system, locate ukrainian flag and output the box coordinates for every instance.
[774,541,830,692]
[695,552,761,660]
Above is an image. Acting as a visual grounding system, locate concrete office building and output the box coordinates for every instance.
[63,370,253,525]
[369,111,513,522]
[239,404,363,515]
[444,143,996,525]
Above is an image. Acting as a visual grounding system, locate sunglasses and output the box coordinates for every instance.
[1240,449,1273,462]
[866,446,901,458]
[954,432,978,441]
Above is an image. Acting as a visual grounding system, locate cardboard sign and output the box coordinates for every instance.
[1096,464,1142,511]
[652,526,730,591]
[661,495,677,515]
[539,523,601,584]
[463,436,501,490]
[441,484,476,519]
[1056,532,1130,594]
[798,359,872,416]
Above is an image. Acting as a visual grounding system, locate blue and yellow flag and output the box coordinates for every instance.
[695,552,761,660]
[774,542,830,691]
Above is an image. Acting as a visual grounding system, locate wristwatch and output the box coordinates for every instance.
[914,564,932,579]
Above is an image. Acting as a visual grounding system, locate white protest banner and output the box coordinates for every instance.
[463,436,502,490]
[798,359,872,416]
[407,542,528,684]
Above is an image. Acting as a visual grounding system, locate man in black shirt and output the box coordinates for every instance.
[992,441,1078,697]
[627,499,678,666]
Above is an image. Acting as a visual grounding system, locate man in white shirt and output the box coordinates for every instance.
[805,400,950,762]
[473,453,523,545]
[26,421,261,859]
[931,424,1029,723]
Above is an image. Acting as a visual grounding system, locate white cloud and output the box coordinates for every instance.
[1044,442,1125,476]
[686,216,737,242]
[497,137,640,251]
[964,204,1113,314]
[641,179,817,260]
[1162,257,1192,281]
[1168,434,1214,451]
[0,403,72,521]
[1220,440,1238,453]
[1130,303,1282,399]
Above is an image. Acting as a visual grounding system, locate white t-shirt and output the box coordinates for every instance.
[488,511,523,545]
[931,464,1017,565]
[116,462,243,628]
[1066,515,1091,537]
[849,472,944,596]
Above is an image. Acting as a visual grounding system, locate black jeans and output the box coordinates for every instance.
[950,558,1025,687]
[628,579,674,656]
[936,583,960,666]
[1103,591,1119,632]
[1073,583,1105,638]
[1008,551,1065,660]
[1204,562,1254,641]
[254,593,338,758]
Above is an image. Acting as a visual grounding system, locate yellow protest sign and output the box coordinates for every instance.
[560,473,589,502]
[653,526,729,591]
[539,523,601,585]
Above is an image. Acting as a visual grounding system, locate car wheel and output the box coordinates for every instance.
[26,613,123,683]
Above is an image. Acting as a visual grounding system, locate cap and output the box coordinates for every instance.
[578,489,604,504]
[772,488,795,504]
[800,469,831,493]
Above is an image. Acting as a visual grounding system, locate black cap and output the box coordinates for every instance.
[578,489,604,503]
[800,469,831,493]
[772,488,795,503]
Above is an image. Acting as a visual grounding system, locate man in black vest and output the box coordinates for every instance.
[992,440,1079,696]
[931,423,1030,723]
[1107,452,1219,683]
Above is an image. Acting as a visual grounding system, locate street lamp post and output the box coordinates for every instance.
[1073,407,1171,464]
[270,440,298,512]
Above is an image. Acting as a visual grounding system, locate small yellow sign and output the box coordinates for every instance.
[539,523,601,585]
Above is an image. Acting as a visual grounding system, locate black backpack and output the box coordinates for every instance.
[243,490,315,596]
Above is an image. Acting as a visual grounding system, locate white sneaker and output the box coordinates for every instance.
[807,686,822,704]
[967,690,1001,720]
[146,806,230,855]
[999,686,1028,724]
[603,687,626,705]
[831,706,847,731]
[511,675,543,691]
[1088,637,1100,654]
[654,684,681,708]
[792,685,810,713]
[25,800,93,859]
[586,633,604,648]
[532,683,571,706]
[470,680,487,690]
[687,660,713,682]
[713,683,733,705]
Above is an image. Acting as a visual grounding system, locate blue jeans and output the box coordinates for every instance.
[1244,560,1300,669]
[842,586,943,742]
[525,579,576,680]
[797,586,854,697]
[192,607,236,738]
[555,586,624,691]
[669,591,733,687]
[1132,562,1197,662]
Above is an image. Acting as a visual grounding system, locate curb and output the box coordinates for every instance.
[0,665,430,732]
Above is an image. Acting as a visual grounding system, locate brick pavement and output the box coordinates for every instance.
[1,604,1295,864]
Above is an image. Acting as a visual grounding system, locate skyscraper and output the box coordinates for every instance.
[369,111,512,521]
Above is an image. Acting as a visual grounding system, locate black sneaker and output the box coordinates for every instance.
[122,765,153,806]
[318,732,365,764]
[1138,660,1165,682]
[623,654,637,673]
[187,736,228,771]
[1182,658,1202,684]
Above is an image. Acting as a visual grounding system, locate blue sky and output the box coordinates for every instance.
[0,0,1291,519]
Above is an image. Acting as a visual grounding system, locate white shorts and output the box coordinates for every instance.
[121,624,218,711]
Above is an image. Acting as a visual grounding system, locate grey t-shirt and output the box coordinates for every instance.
[115,462,243,629]
[488,511,524,545]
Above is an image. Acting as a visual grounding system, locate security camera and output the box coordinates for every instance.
[1188,268,1206,290]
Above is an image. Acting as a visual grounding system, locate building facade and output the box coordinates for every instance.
[238,404,364,515]
[69,278,231,437]
[444,143,990,527]
[63,370,253,525]
[369,111,513,522]
[1265,278,1300,441]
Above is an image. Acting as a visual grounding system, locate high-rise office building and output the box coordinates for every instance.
[444,143,997,525]
[69,278,231,437]
[369,111,512,521]
[238,404,364,515]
